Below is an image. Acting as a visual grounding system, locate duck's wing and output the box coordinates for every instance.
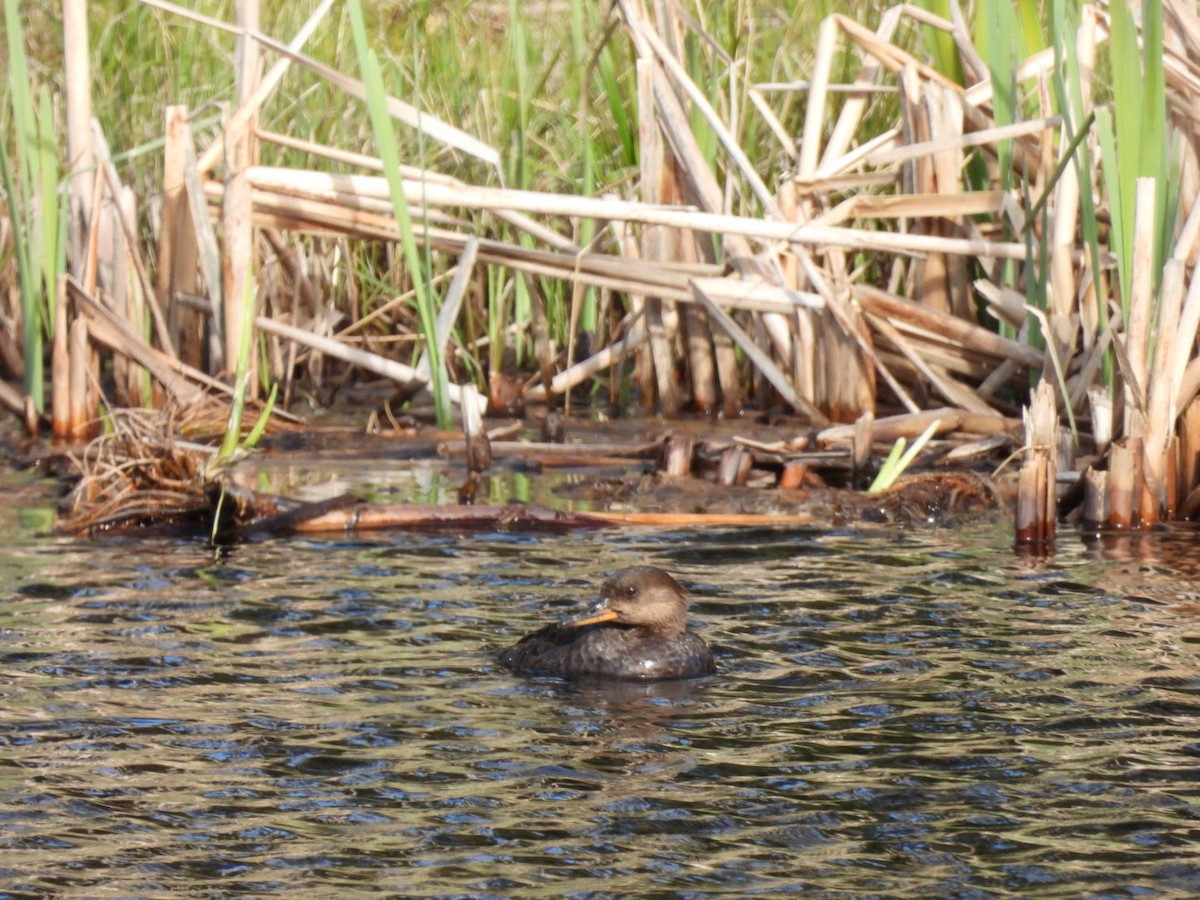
[499,626,714,681]
[497,623,579,674]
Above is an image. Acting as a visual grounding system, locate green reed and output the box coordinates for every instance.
[348,0,450,428]
[3,0,60,415]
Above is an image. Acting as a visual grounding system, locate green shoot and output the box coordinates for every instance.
[868,419,942,493]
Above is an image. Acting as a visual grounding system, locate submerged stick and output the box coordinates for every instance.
[286,503,818,534]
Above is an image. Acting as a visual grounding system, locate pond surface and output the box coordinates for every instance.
[3,466,1200,898]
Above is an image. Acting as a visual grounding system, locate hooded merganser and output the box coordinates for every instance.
[498,566,715,681]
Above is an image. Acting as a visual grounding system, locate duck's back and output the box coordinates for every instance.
[499,624,714,681]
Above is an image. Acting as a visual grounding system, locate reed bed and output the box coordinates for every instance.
[4,0,1200,537]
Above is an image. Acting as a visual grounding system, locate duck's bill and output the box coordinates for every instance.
[566,607,619,627]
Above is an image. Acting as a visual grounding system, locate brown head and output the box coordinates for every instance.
[566,566,691,636]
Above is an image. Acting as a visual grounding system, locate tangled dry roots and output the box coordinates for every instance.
[57,406,216,534]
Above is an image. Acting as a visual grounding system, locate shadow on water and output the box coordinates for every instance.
[3,461,1200,897]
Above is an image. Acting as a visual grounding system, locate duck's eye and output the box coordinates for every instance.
[626,585,638,597]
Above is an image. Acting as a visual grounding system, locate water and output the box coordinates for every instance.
[4,467,1200,897]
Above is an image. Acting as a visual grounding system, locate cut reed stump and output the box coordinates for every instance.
[1015,381,1057,548]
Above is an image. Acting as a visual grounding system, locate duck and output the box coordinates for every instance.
[498,565,715,681]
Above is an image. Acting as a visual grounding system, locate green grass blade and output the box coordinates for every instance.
[347,0,451,428]
[868,437,907,494]
[4,0,37,189]
[243,383,277,450]
[916,0,963,83]
[976,0,1017,187]
[36,86,60,317]
[1095,108,1127,317]
[2,0,46,411]
[869,420,941,493]
[216,277,258,462]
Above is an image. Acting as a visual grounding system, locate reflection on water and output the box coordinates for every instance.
[3,506,1200,897]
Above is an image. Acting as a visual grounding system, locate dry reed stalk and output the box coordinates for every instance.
[180,121,225,369]
[115,186,143,405]
[691,280,821,421]
[524,275,559,404]
[51,274,70,439]
[1125,177,1159,441]
[256,128,577,252]
[261,227,320,322]
[812,191,1005,226]
[72,280,205,408]
[524,329,647,401]
[663,434,694,477]
[818,7,901,171]
[1051,131,1082,321]
[94,122,175,358]
[933,86,970,319]
[252,315,487,415]
[196,0,335,175]
[1016,381,1058,546]
[220,0,260,390]
[682,288,720,414]
[67,317,91,440]
[632,16,778,213]
[1082,466,1108,531]
[66,276,299,440]
[823,305,875,423]
[668,220,720,415]
[413,237,479,393]
[288,504,819,533]
[159,106,197,366]
[631,57,676,414]
[221,126,253,382]
[712,313,742,418]
[1166,435,1179,518]
[1144,258,1185,516]
[625,0,762,413]
[853,284,1043,369]
[460,384,490,474]
[239,166,1034,260]
[0,379,26,421]
[1107,442,1137,529]
[816,408,1007,446]
[852,411,873,487]
[803,16,851,177]
[1088,386,1113,456]
[1180,399,1200,514]
[63,0,93,280]
[717,445,753,486]
[241,185,835,316]
[81,163,103,293]
[833,13,960,91]
[863,312,995,415]
[876,328,1006,382]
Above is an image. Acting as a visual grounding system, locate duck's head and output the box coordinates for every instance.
[566,566,691,636]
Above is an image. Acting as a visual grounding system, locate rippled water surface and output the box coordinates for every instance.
[4,470,1200,898]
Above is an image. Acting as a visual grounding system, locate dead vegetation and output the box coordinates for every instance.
[5,1,1200,542]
